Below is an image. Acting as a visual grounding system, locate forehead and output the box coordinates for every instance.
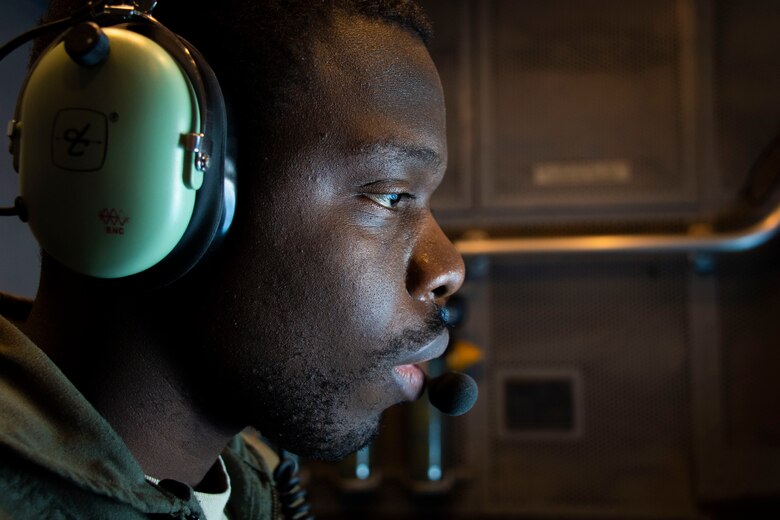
[306,12,446,156]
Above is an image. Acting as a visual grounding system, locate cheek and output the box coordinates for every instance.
[214,185,416,371]
[294,226,408,348]
[340,243,407,339]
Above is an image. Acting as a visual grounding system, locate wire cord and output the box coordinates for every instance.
[0,16,76,63]
[273,452,315,520]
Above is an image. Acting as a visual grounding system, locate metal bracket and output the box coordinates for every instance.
[181,132,210,173]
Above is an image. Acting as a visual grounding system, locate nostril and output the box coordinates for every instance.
[433,285,449,298]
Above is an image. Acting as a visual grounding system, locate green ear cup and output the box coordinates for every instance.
[18,27,201,279]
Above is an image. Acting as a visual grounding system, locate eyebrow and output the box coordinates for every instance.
[350,139,443,170]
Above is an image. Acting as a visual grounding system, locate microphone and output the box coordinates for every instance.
[426,372,478,416]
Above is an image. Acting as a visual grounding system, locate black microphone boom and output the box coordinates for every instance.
[426,372,478,416]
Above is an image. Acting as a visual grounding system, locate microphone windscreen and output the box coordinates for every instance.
[427,372,478,416]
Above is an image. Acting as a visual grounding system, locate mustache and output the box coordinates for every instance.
[373,305,448,366]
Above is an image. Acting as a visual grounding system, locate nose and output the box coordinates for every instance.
[406,214,466,304]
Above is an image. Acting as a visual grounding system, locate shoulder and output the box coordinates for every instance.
[0,447,147,520]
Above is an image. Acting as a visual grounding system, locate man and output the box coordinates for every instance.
[0,0,464,518]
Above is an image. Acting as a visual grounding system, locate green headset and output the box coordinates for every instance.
[1,0,235,287]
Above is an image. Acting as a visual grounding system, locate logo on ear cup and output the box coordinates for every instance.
[51,109,108,171]
[98,208,130,235]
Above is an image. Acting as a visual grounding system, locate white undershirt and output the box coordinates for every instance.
[145,456,231,520]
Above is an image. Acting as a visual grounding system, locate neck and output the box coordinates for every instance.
[24,259,240,486]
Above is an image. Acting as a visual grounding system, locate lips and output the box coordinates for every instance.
[392,330,450,402]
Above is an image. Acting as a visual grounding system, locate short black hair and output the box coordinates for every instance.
[36,0,432,166]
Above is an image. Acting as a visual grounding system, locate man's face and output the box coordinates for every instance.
[195,13,464,459]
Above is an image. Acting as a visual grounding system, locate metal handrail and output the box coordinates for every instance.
[455,202,780,256]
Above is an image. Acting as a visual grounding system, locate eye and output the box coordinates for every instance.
[365,192,412,210]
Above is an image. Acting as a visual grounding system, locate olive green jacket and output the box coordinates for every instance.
[0,303,281,520]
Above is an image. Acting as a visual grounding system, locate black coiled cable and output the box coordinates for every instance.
[273,452,315,520]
